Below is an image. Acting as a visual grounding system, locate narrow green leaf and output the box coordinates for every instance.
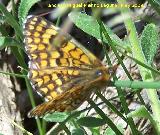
[77,117,106,127]
[140,24,159,65]
[0,37,23,50]
[104,125,124,135]
[71,128,85,135]
[68,12,128,48]
[43,112,69,122]
[0,4,23,40]
[18,0,40,25]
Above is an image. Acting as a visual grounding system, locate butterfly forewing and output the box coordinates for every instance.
[24,16,112,117]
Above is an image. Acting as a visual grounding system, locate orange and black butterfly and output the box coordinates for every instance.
[23,15,117,117]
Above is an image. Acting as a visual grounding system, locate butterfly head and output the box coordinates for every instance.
[81,64,117,89]
[96,65,116,81]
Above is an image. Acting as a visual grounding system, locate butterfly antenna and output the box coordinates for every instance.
[37,10,53,17]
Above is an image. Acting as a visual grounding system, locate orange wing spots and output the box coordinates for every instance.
[43,38,49,44]
[38,70,45,76]
[55,79,62,86]
[25,31,31,36]
[39,53,48,59]
[46,96,53,100]
[62,42,76,53]
[28,25,34,30]
[60,58,69,66]
[49,59,57,67]
[36,26,43,32]
[31,70,38,78]
[43,75,50,84]
[76,48,83,55]
[47,83,55,90]
[38,44,45,51]
[80,54,90,64]
[73,59,82,65]
[40,60,48,67]
[62,52,68,58]
[70,48,83,60]
[42,33,51,38]
[26,37,33,44]
[34,32,40,37]
[32,17,38,21]
[41,20,47,26]
[34,38,40,44]
[68,70,73,75]
[61,70,67,75]
[40,87,48,95]
[52,73,58,80]
[31,53,38,59]
[43,69,53,75]
[46,28,57,35]
[51,51,60,58]
[50,91,58,99]
[30,21,36,25]
[70,50,79,59]
[73,70,79,76]
[28,44,37,52]
[35,78,43,87]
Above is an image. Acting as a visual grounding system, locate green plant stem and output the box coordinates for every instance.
[25,77,43,135]
[117,0,160,134]
[42,120,46,135]
[114,80,160,89]
[61,125,71,135]
[0,71,25,78]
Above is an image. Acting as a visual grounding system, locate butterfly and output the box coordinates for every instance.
[23,15,117,117]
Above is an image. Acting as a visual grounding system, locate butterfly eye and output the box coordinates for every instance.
[95,70,102,76]
[108,67,114,75]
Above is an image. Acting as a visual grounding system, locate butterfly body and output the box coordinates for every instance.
[23,15,115,117]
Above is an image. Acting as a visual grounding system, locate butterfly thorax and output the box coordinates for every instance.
[77,66,112,88]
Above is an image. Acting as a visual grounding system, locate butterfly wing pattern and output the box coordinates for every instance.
[23,15,115,117]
